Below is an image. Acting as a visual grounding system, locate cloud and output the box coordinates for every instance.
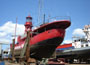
[0,39,10,44]
[72,28,85,36]
[62,28,86,45]
[0,32,7,37]
[0,21,25,35]
[0,21,25,44]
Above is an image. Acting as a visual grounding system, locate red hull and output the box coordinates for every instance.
[56,44,72,49]
[30,29,65,45]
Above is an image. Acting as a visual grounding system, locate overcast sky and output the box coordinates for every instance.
[0,0,90,50]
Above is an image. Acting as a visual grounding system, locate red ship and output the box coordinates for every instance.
[11,15,71,60]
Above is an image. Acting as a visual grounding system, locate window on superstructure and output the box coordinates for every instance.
[3,51,8,54]
[74,40,76,42]
[78,39,80,41]
[86,44,88,47]
[26,18,32,22]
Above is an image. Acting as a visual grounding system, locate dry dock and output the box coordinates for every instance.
[66,64,90,65]
[4,61,90,65]
[5,61,20,65]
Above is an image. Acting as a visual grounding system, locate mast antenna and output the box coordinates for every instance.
[38,0,43,26]
[15,17,17,40]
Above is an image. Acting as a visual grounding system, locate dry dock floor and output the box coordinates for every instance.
[5,61,20,65]
[4,61,90,65]
[66,64,90,65]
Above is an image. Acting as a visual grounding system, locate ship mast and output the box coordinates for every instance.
[38,0,44,25]
[12,17,18,61]
[15,17,17,40]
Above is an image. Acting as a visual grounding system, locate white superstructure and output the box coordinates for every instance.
[72,25,90,48]
[0,42,10,55]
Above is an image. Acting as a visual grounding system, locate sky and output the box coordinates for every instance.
[0,0,90,50]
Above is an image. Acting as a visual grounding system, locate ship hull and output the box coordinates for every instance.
[14,37,63,59]
[56,47,90,59]
[14,29,64,59]
[30,37,63,59]
[10,20,71,60]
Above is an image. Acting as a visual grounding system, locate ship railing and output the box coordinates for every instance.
[46,16,71,23]
[38,16,71,26]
